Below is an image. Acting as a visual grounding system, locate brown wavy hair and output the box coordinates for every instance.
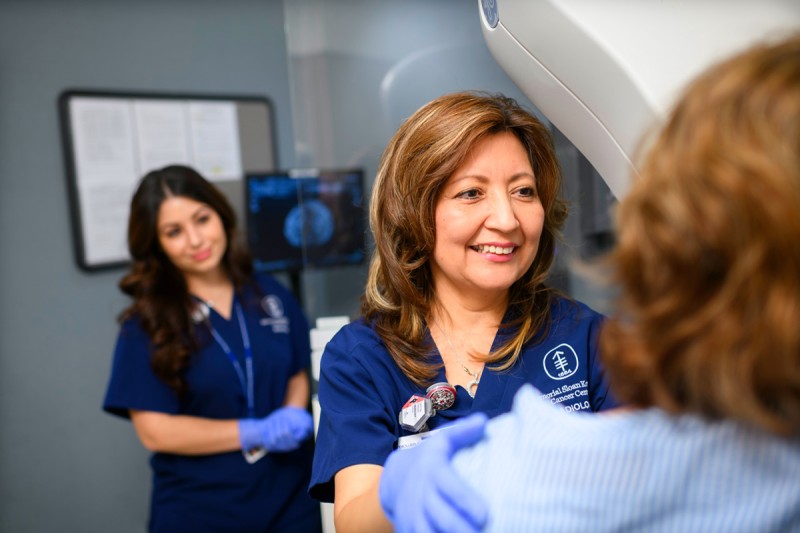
[118,165,255,398]
[601,34,800,435]
[363,91,568,386]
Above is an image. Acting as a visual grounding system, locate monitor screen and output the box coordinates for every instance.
[245,168,367,272]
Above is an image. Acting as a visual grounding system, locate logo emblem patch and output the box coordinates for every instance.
[260,295,289,333]
[261,295,285,318]
[543,343,579,380]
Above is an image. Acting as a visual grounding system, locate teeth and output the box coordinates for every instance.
[475,245,514,255]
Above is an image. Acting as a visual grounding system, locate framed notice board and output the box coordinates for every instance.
[58,89,277,271]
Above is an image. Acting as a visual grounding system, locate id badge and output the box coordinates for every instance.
[398,395,434,432]
[397,428,442,449]
[243,447,267,464]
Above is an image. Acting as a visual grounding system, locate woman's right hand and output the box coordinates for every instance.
[379,413,489,533]
[239,406,314,453]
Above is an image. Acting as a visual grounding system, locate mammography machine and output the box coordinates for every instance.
[479,0,800,198]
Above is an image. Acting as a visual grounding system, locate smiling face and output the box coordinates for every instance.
[431,131,544,300]
[156,195,228,280]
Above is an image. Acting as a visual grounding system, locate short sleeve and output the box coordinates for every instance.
[255,273,311,377]
[284,288,311,376]
[102,318,180,419]
[309,324,400,502]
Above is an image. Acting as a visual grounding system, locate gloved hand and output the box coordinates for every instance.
[238,406,314,453]
[379,413,489,533]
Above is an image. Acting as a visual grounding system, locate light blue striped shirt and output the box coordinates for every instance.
[452,385,800,532]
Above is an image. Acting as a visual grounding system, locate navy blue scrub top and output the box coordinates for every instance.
[310,296,618,503]
[103,274,321,533]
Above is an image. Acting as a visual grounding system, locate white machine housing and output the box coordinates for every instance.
[479,0,800,198]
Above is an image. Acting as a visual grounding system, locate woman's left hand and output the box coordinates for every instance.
[239,406,314,453]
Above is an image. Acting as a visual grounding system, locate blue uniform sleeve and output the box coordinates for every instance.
[102,318,180,419]
[286,292,311,377]
[256,273,312,377]
[309,323,400,503]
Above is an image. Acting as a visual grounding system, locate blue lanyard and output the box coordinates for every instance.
[205,300,256,418]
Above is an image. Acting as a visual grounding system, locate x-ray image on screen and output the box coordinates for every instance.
[246,169,366,272]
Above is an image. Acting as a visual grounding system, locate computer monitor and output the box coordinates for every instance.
[245,168,367,272]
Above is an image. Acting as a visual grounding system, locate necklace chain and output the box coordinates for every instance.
[433,322,482,395]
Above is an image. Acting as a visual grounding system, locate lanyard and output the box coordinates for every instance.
[205,300,256,418]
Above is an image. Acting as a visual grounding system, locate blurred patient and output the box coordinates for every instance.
[415,33,800,531]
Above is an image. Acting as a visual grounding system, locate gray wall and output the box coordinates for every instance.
[0,1,296,531]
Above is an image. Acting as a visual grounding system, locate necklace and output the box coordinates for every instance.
[433,322,482,398]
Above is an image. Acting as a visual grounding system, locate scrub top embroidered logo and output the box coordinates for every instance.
[262,295,284,317]
[260,295,289,333]
[543,343,579,380]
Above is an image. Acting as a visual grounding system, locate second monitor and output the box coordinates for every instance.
[246,168,366,272]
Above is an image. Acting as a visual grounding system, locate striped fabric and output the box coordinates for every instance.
[452,385,800,532]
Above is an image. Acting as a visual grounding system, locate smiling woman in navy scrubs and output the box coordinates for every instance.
[103,165,321,533]
[310,92,618,532]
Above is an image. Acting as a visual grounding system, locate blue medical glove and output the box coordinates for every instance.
[238,406,314,453]
[379,413,489,533]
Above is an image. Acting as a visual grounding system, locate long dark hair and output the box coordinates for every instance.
[118,165,254,397]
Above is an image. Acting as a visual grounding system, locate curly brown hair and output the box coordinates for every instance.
[363,91,568,386]
[118,165,254,398]
[601,34,800,435]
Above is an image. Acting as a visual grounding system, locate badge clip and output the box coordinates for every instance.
[243,447,267,464]
[426,382,456,411]
[399,395,434,432]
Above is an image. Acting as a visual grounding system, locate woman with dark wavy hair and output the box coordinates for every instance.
[309,92,618,532]
[103,165,321,532]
